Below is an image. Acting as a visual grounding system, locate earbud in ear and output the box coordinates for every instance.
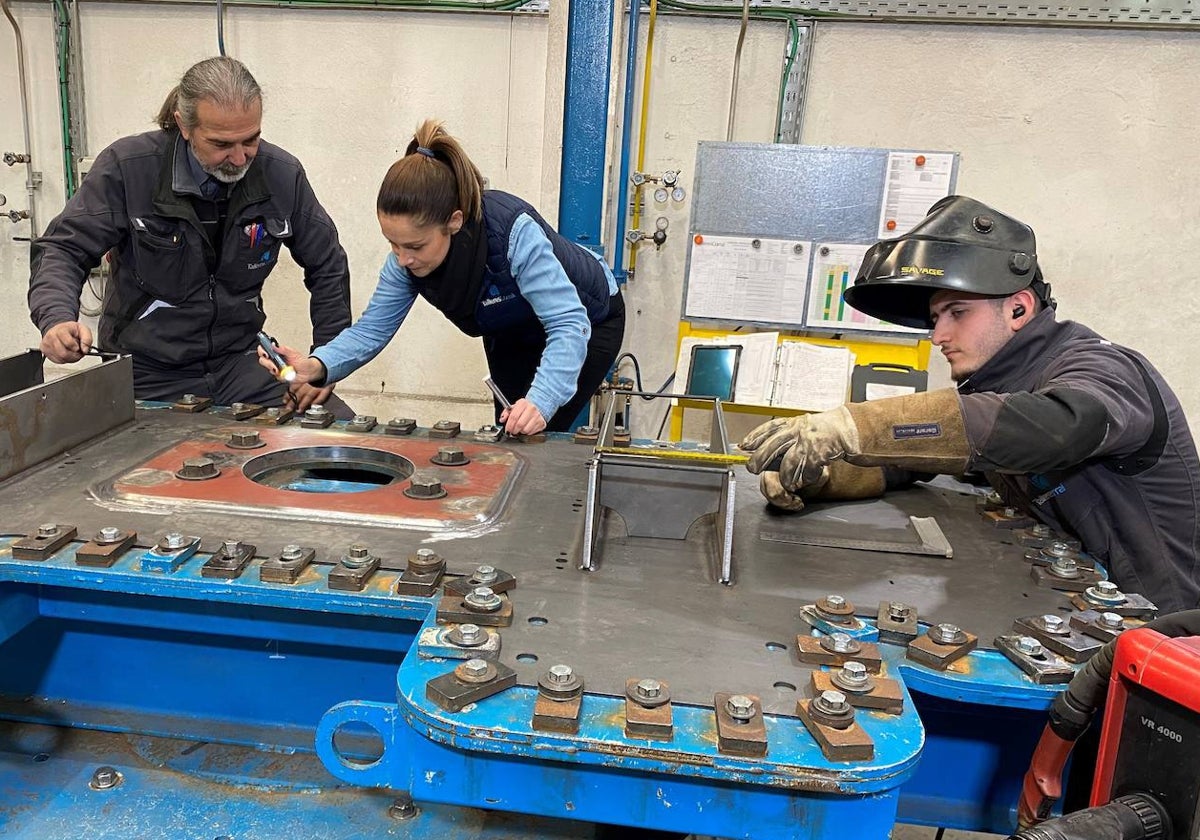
[1012,304,1026,319]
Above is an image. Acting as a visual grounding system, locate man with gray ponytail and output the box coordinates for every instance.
[28,56,354,415]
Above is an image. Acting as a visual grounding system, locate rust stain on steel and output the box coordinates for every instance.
[109,427,519,522]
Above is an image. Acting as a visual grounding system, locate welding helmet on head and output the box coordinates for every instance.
[843,195,1054,329]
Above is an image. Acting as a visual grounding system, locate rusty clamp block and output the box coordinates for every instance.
[395,548,447,597]
[260,544,316,584]
[327,544,381,592]
[1015,524,1079,550]
[1012,614,1102,663]
[417,623,501,661]
[75,527,137,568]
[796,633,883,674]
[811,664,904,715]
[253,406,295,426]
[906,623,978,671]
[714,693,768,757]
[994,633,1076,684]
[799,595,872,639]
[13,523,78,561]
[876,601,919,645]
[437,587,513,627]
[981,506,1034,529]
[384,418,417,436]
[1069,609,1142,643]
[533,665,585,734]
[201,539,256,580]
[345,414,377,433]
[299,405,335,429]
[625,678,673,741]
[426,659,517,713]
[1030,554,1102,592]
[221,402,265,421]
[141,533,200,574]
[1025,541,1091,568]
[171,393,212,413]
[444,564,516,597]
[797,692,874,762]
[1068,583,1158,619]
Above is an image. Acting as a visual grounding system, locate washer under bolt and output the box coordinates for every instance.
[725,694,756,722]
[281,544,304,561]
[833,661,872,692]
[929,623,967,645]
[1086,580,1126,605]
[176,457,219,480]
[305,405,329,419]
[457,624,483,644]
[822,632,859,655]
[472,564,498,584]
[90,766,122,790]
[1016,635,1045,657]
[388,795,419,821]
[405,473,447,500]
[636,679,661,700]
[464,586,502,612]
[342,543,373,568]
[548,664,574,684]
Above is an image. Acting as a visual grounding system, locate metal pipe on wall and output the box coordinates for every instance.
[726,0,751,141]
[1,0,39,237]
[610,0,642,282]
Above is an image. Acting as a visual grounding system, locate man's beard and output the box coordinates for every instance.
[202,159,252,184]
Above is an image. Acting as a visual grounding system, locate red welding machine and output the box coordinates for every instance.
[1013,626,1200,840]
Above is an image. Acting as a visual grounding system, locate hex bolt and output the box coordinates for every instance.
[164,532,187,550]
[180,393,199,405]
[177,457,219,480]
[1040,614,1065,632]
[342,543,373,568]
[816,689,850,714]
[725,694,756,722]
[405,474,446,499]
[90,766,121,790]
[1016,635,1045,657]
[457,623,483,644]
[265,407,282,418]
[1031,524,1053,538]
[231,402,247,412]
[98,526,121,543]
[824,594,846,609]
[228,430,261,447]
[281,544,303,561]
[1095,581,1120,596]
[472,564,498,584]
[409,547,441,572]
[464,586,502,612]
[1003,507,1018,518]
[1100,612,1124,630]
[222,539,241,556]
[635,678,662,700]
[577,426,598,436]
[434,445,468,465]
[463,658,489,678]
[547,664,574,684]
[305,404,329,419]
[433,420,457,430]
[829,632,855,653]
[929,623,965,645]
[388,795,418,821]
[984,491,1003,505]
[352,415,370,425]
[888,602,911,621]
[1046,542,1074,558]
[1049,555,1080,577]
[37,523,59,538]
[840,661,870,687]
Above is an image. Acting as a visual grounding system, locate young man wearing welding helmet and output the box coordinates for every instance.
[740,196,1200,613]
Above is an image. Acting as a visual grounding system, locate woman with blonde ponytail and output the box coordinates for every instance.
[263,120,624,434]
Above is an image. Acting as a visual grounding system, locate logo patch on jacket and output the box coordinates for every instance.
[244,222,266,248]
[247,250,273,270]
[893,423,941,439]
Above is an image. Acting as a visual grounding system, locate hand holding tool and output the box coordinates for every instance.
[256,332,296,383]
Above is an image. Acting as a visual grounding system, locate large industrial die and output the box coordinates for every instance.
[0,354,1149,838]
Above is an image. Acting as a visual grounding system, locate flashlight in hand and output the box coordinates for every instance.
[256,331,296,383]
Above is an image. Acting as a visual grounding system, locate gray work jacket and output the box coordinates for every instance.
[28,129,351,368]
[956,309,1200,613]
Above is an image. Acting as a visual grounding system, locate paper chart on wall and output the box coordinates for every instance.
[876,151,956,239]
[804,243,927,336]
[684,235,811,326]
[771,342,855,412]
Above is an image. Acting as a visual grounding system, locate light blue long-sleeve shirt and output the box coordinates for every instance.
[313,211,617,420]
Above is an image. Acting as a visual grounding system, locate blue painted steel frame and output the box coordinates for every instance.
[0,533,1067,837]
[558,0,616,255]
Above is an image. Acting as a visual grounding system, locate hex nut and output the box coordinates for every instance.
[464,586,502,612]
[37,523,58,538]
[1015,635,1045,657]
[97,526,122,543]
[548,664,574,684]
[725,694,756,722]
[929,623,967,645]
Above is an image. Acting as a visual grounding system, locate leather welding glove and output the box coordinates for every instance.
[742,389,970,493]
[759,460,889,511]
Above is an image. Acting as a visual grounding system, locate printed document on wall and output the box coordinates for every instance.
[684,235,811,326]
[772,343,854,411]
[805,243,927,336]
[876,152,955,240]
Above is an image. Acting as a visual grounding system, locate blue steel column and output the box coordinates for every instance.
[558,0,616,258]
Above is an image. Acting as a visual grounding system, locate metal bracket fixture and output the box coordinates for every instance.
[579,391,737,584]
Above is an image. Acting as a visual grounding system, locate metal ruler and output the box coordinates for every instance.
[760,515,953,558]
[593,446,748,466]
